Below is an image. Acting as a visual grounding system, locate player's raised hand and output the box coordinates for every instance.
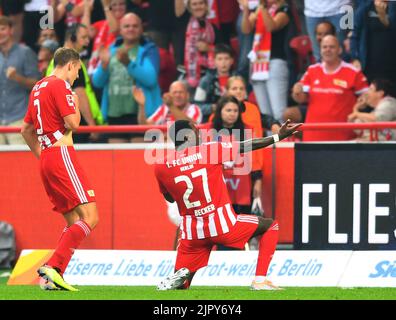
[278,119,302,140]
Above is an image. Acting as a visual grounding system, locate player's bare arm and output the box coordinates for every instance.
[239,120,302,153]
[20,122,41,159]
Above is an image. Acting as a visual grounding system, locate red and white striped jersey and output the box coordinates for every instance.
[148,103,202,125]
[24,75,76,149]
[154,142,239,240]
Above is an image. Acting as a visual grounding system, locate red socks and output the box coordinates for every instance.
[47,220,91,275]
[255,220,279,276]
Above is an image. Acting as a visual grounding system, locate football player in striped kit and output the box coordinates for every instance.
[155,118,301,290]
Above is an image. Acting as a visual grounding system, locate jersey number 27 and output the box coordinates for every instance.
[174,168,212,209]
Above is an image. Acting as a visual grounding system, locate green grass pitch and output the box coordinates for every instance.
[1,274,396,300]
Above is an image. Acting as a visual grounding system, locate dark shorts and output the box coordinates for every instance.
[107,114,144,141]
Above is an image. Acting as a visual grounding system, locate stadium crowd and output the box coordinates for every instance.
[0,0,396,144]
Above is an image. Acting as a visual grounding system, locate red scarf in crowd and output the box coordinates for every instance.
[207,0,220,28]
[184,17,216,88]
[248,6,276,81]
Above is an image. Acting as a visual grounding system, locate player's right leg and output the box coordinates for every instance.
[251,216,281,290]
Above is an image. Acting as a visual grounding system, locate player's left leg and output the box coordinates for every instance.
[216,215,281,290]
[41,203,99,290]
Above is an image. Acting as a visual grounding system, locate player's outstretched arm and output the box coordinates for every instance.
[239,119,302,153]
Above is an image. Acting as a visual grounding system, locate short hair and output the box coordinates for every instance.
[53,47,80,67]
[0,16,13,28]
[315,21,336,36]
[215,43,234,58]
[169,120,194,147]
[372,79,396,98]
[65,23,87,42]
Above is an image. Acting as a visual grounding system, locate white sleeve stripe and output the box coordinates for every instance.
[186,215,192,240]
[196,216,205,239]
[225,203,237,225]
[208,213,218,237]
[217,206,229,234]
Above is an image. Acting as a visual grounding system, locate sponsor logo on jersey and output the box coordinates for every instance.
[333,79,347,88]
[66,94,75,108]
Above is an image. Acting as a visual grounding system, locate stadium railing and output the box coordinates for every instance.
[1,122,396,141]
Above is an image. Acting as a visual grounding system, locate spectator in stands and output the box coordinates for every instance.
[206,96,264,250]
[304,0,351,62]
[292,35,369,141]
[37,28,60,49]
[38,39,60,75]
[348,79,396,141]
[217,0,240,45]
[350,0,396,87]
[46,23,103,143]
[194,43,236,123]
[241,0,291,122]
[0,0,24,43]
[176,0,222,94]
[144,0,189,68]
[225,75,280,136]
[314,20,336,51]
[283,20,336,123]
[135,80,202,125]
[0,16,41,145]
[83,0,127,75]
[23,0,55,51]
[236,0,259,87]
[54,0,86,27]
[93,13,162,142]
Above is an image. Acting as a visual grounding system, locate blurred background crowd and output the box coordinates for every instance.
[0,0,395,144]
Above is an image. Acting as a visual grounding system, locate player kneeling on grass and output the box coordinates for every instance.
[21,47,99,291]
[154,118,301,290]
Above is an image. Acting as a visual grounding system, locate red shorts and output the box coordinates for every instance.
[175,214,258,273]
[40,145,96,213]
